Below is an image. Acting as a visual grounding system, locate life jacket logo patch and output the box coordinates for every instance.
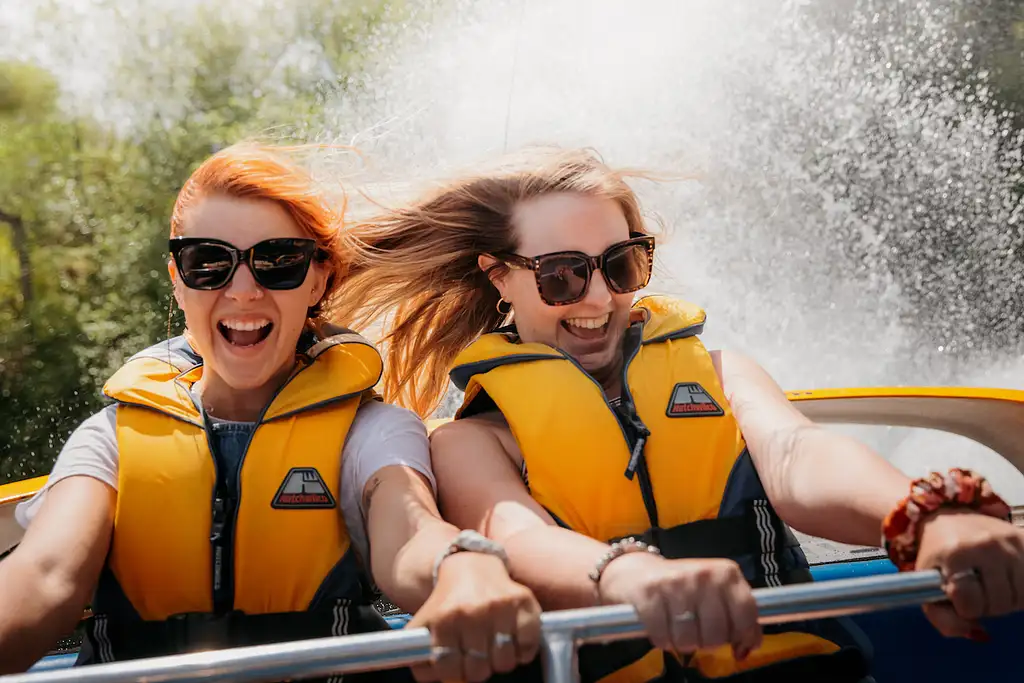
[666,382,724,417]
[271,467,336,509]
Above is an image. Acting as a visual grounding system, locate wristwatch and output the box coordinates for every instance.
[432,529,511,585]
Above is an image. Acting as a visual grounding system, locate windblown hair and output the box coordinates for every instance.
[332,146,659,418]
[170,142,349,329]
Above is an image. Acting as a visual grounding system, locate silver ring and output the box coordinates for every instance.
[431,646,458,661]
[672,610,697,624]
[465,649,490,660]
[494,632,515,648]
[945,568,981,584]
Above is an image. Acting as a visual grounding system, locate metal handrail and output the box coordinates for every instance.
[1,570,946,683]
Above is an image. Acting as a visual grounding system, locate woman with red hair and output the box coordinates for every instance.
[0,143,541,683]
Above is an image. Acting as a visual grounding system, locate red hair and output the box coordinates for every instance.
[170,143,348,325]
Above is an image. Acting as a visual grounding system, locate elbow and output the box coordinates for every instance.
[42,571,89,616]
[5,550,83,608]
[32,557,93,632]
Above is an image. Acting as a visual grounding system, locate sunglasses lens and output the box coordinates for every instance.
[250,239,317,290]
[537,255,591,304]
[604,242,652,293]
[178,243,234,289]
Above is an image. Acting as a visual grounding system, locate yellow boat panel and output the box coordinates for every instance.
[787,386,1024,403]
[0,476,48,506]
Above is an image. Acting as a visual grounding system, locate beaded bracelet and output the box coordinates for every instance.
[589,537,662,584]
[882,468,1012,572]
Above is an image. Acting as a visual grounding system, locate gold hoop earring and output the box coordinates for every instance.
[496,298,512,315]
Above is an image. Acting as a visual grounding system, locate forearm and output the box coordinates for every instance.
[0,554,88,673]
[374,515,460,613]
[502,525,613,610]
[762,424,911,546]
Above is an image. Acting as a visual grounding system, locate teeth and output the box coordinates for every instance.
[220,319,271,331]
[565,313,610,329]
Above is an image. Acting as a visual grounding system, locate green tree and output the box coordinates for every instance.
[1,0,417,481]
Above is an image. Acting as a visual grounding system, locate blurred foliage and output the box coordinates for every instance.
[0,0,419,481]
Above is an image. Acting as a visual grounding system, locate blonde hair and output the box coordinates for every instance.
[332,146,660,418]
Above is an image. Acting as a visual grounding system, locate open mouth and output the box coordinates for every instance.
[218,319,274,348]
[561,313,611,341]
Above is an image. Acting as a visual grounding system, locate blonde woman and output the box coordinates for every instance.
[334,147,1022,683]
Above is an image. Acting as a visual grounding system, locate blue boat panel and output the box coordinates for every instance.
[384,613,412,630]
[812,558,1018,682]
[28,653,76,671]
[810,559,896,581]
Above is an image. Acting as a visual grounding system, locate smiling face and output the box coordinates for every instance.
[485,192,638,380]
[169,194,327,396]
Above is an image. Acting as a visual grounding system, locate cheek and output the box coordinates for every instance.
[271,290,313,331]
[513,299,563,341]
[177,291,219,355]
[178,291,216,334]
[613,292,634,314]
[507,271,545,309]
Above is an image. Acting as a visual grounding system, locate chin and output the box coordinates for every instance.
[210,355,284,390]
[212,371,272,393]
[578,351,618,375]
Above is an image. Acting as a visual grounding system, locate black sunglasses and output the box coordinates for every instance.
[490,235,655,306]
[169,237,328,291]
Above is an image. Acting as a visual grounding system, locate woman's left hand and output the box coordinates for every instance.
[406,551,541,683]
[916,508,1024,638]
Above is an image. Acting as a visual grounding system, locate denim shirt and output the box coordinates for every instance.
[207,416,256,492]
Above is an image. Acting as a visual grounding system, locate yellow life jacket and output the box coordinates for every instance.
[450,296,869,683]
[80,328,391,664]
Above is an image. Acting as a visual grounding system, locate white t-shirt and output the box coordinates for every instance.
[15,400,435,565]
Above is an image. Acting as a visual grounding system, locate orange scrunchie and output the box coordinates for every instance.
[882,468,1012,572]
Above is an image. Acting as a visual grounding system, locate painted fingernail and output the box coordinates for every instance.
[967,627,991,643]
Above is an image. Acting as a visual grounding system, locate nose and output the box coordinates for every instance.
[584,267,614,307]
[224,263,264,301]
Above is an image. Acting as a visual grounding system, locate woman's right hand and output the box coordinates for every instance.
[407,551,541,683]
[597,552,763,660]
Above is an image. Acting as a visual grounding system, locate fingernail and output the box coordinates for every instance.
[967,627,991,643]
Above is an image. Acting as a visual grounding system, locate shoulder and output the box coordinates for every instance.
[430,412,517,462]
[708,348,755,376]
[341,400,435,514]
[708,350,809,432]
[63,404,119,456]
[15,405,120,529]
[708,349,778,397]
[430,412,498,443]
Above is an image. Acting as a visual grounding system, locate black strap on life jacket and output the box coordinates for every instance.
[608,504,814,589]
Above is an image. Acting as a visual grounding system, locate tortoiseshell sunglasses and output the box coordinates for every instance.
[488,235,654,306]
